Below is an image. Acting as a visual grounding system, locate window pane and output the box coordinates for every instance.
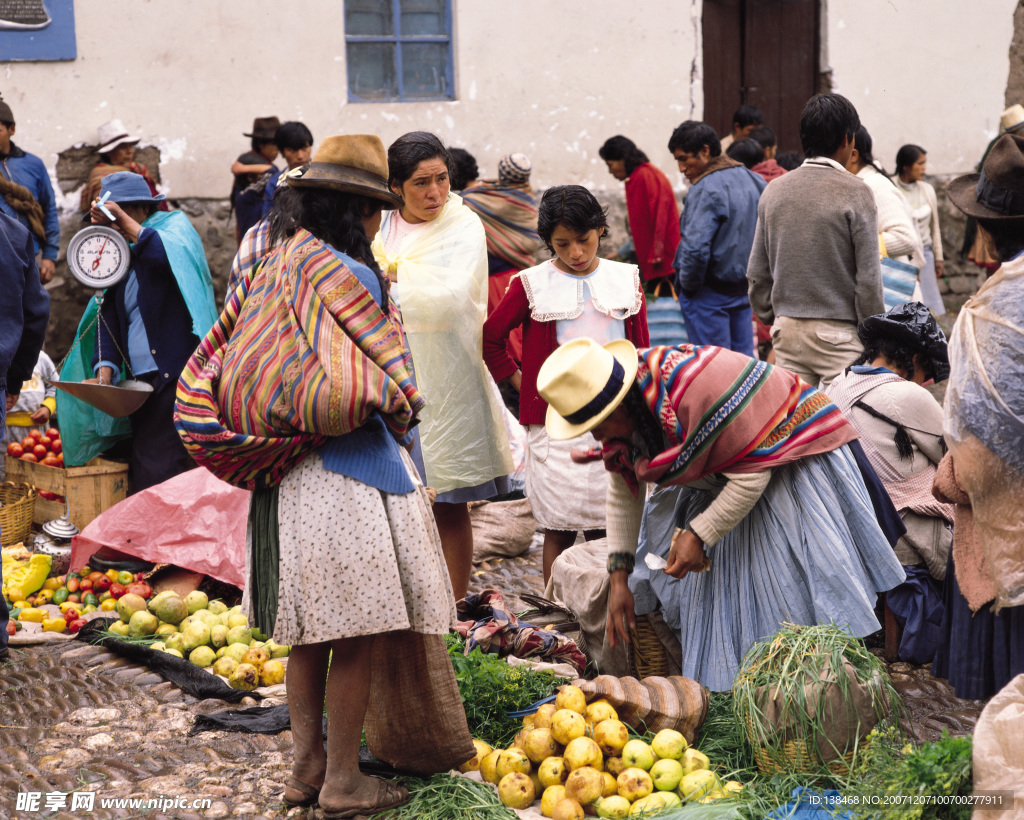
[400,0,445,35]
[347,42,398,100]
[345,0,393,36]
[401,42,449,99]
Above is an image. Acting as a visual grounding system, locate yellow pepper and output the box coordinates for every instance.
[82,604,98,614]
[18,607,45,623]
[35,589,54,603]
[43,577,62,591]
[99,599,117,612]
[59,602,82,615]
[42,618,67,632]
[105,568,119,582]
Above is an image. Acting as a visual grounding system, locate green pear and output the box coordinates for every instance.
[183,590,209,614]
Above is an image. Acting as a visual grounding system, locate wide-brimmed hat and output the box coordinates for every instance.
[97,119,140,154]
[243,116,280,140]
[285,134,403,209]
[86,170,165,213]
[947,133,1024,220]
[538,338,639,440]
[1001,104,1024,133]
[858,301,949,381]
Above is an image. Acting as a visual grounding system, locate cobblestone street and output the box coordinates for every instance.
[0,541,988,820]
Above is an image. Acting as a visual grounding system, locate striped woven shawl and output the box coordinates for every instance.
[174,229,423,489]
[460,182,542,270]
[618,345,856,487]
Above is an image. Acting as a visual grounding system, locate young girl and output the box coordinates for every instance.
[483,185,649,580]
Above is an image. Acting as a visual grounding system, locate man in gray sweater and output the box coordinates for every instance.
[747,93,883,387]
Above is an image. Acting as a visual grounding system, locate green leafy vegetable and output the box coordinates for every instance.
[383,772,516,819]
[444,632,566,747]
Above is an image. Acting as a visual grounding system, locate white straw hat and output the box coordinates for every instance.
[1000,104,1024,134]
[538,338,639,440]
[97,119,141,154]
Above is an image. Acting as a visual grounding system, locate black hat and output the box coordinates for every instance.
[858,301,949,381]
[947,133,1024,220]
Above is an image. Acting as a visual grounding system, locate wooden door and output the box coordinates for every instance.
[702,0,818,155]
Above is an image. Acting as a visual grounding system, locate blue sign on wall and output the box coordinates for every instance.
[0,0,75,61]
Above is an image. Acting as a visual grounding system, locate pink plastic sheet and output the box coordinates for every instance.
[69,468,250,588]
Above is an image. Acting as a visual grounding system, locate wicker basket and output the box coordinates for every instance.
[0,481,37,546]
[628,614,670,679]
[744,714,869,776]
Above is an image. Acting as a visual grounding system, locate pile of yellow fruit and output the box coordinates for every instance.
[460,685,741,818]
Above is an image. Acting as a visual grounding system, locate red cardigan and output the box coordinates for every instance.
[483,272,650,426]
[625,163,681,282]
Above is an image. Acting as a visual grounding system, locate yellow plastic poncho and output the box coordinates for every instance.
[372,193,512,493]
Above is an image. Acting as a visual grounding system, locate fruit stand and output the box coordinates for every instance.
[4,453,129,530]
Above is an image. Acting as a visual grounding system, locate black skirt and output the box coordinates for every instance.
[932,550,1024,701]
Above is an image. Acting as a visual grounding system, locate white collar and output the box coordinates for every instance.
[802,156,850,173]
[518,259,642,322]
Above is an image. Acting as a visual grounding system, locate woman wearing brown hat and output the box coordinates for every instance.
[177,135,463,815]
[931,132,1024,700]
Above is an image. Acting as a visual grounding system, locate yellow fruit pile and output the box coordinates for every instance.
[460,684,742,818]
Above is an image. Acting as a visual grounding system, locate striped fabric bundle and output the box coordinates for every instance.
[174,229,423,490]
[626,345,856,487]
[573,674,710,745]
[460,183,542,270]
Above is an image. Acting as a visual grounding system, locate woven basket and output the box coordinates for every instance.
[628,614,670,679]
[0,481,37,546]
[744,714,869,776]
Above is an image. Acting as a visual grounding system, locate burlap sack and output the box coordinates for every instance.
[972,673,1024,819]
[363,631,476,774]
[755,658,881,763]
[572,674,709,746]
[469,497,536,562]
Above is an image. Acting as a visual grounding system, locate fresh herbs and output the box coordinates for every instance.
[853,729,974,820]
[383,772,516,819]
[445,632,566,747]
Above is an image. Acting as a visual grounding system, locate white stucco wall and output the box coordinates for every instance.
[1,0,700,200]
[826,0,1018,175]
[0,0,1016,199]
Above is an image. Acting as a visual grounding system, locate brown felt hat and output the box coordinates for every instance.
[285,134,403,209]
[947,133,1024,220]
[243,116,280,139]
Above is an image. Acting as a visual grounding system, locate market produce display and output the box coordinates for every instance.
[462,684,742,817]
[6,427,64,467]
[100,589,289,689]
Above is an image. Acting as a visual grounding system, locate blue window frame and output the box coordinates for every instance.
[345,0,454,103]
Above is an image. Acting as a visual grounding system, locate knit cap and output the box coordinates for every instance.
[498,153,532,185]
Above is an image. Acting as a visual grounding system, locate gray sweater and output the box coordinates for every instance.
[747,158,884,325]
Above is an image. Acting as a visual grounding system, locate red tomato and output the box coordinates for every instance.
[79,579,93,592]
[41,454,60,468]
[21,436,34,450]
[50,439,62,455]
[56,454,64,466]
[68,618,88,633]
[92,575,112,592]
[7,442,23,458]
[38,435,51,450]
[28,429,43,441]
[66,593,80,604]
[20,453,37,462]
[109,583,126,599]
[45,427,59,438]
[32,444,47,459]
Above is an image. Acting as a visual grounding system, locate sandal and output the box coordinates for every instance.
[318,779,410,819]
[283,776,321,809]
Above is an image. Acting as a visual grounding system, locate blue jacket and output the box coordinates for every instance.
[0,143,60,262]
[0,212,49,399]
[674,164,766,297]
[93,228,199,392]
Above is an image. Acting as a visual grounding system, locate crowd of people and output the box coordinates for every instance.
[1,89,1023,815]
